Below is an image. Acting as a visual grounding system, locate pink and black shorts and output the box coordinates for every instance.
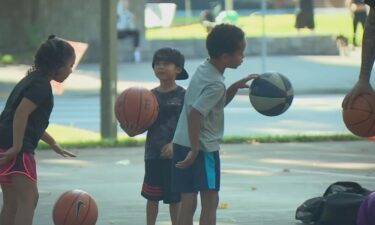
[0,148,37,184]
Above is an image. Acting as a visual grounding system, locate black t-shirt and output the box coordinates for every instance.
[0,73,53,152]
[144,86,185,160]
[365,0,375,8]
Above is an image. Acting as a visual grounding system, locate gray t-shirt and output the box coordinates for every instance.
[173,60,226,152]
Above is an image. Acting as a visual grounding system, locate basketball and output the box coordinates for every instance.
[342,94,375,137]
[115,87,159,131]
[249,72,294,116]
[53,190,98,225]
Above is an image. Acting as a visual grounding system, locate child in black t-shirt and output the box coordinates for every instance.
[0,35,76,225]
[122,48,188,225]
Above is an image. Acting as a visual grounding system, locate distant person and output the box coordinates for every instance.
[117,0,141,63]
[121,48,188,225]
[342,1,375,108]
[199,2,222,33]
[171,24,259,225]
[0,35,76,225]
[200,9,215,32]
[346,0,368,46]
[295,0,315,32]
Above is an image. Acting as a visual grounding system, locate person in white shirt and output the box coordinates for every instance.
[117,0,141,62]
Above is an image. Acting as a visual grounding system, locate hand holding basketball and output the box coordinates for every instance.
[115,87,159,134]
[342,79,374,109]
[342,93,375,137]
[232,74,260,89]
[53,190,98,225]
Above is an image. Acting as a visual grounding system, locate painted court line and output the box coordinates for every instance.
[223,163,375,180]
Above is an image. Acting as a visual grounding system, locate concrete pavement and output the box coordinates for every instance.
[33,141,375,225]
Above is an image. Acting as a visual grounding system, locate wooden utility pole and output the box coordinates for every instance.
[100,0,117,139]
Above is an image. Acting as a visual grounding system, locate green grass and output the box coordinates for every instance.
[37,124,364,150]
[146,12,363,44]
[38,124,145,149]
[223,134,363,144]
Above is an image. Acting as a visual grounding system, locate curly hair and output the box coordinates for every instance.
[27,35,75,76]
[206,24,245,59]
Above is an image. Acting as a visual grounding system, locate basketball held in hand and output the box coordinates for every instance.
[53,190,98,225]
[249,72,294,116]
[343,94,375,137]
[115,87,159,132]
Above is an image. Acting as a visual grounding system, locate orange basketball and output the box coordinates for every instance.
[115,87,159,130]
[343,94,375,137]
[53,190,98,225]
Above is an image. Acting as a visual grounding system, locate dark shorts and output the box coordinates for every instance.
[0,148,37,184]
[171,144,220,193]
[141,159,180,204]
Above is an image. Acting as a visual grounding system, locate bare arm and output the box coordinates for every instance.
[359,8,375,82]
[342,8,375,108]
[41,131,56,146]
[226,83,240,105]
[188,108,202,153]
[41,131,76,157]
[226,74,259,105]
[0,98,36,163]
[175,108,202,168]
[13,99,36,150]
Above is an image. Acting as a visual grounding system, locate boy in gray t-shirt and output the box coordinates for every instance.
[171,24,259,225]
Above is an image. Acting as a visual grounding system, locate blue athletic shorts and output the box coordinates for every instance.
[171,144,220,193]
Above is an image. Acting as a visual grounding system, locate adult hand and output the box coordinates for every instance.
[342,79,375,109]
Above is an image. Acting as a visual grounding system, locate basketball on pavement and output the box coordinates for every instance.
[53,190,98,225]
